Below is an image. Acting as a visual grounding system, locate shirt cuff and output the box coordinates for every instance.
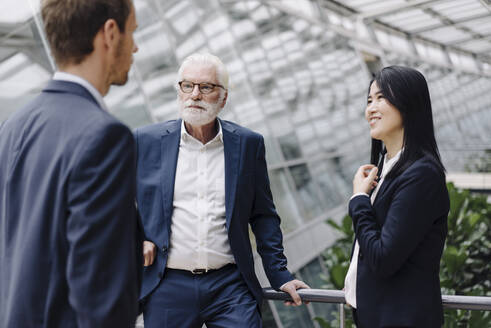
[350,192,369,200]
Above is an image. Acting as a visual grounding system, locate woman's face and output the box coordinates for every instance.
[365,82,404,143]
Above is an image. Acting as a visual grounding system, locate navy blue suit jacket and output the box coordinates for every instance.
[349,156,449,327]
[0,80,142,327]
[135,119,294,306]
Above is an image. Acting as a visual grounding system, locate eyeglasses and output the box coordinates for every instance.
[178,81,225,94]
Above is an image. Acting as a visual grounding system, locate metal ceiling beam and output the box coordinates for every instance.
[478,0,491,12]
[0,37,38,48]
[411,12,491,34]
[273,1,491,77]
[318,0,356,16]
[358,0,441,21]
[361,3,491,64]
[451,33,491,45]
[0,20,32,39]
[416,7,490,52]
[0,22,25,31]
[429,0,481,13]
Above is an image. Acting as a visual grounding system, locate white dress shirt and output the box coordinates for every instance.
[53,72,108,112]
[166,120,235,271]
[344,149,402,308]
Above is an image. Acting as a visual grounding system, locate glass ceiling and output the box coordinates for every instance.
[0,0,490,171]
[316,0,491,71]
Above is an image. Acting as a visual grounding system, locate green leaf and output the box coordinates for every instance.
[469,310,490,327]
[468,213,481,227]
[330,264,348,289]
[313,317,332,328]
[342,215,353,236]
[442,246,467,274]
[326,219,342,232]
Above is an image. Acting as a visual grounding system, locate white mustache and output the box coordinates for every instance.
[179,97,223,126]
[183,100,213,111]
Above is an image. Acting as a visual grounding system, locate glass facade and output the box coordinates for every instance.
[1,1,490,327]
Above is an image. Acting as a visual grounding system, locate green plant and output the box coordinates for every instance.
[317,183,490,327]
[440,183,490,326]
[315,215,355,328]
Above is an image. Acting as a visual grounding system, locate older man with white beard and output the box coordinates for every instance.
[134,53,308,328]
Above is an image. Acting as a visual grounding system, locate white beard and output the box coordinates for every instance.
[178,96,223,127]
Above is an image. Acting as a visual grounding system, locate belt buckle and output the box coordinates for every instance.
[191,268,207,275]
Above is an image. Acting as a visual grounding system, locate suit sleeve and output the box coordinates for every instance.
[133,128,145,301]
[349,163,448,278]
[67,122,141,328]
[134,128,147,243]
[249,136,294,289]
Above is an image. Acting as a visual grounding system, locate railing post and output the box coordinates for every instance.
[339,303,345,328]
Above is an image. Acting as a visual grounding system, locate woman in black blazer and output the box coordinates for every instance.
[344,66,449,327]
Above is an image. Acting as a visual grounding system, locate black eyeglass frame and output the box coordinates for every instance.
[178,81,226,94]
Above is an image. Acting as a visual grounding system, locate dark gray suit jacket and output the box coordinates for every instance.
[0,80,142,327]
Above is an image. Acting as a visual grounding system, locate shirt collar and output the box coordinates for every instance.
[53,72,108,112]
[382,148,402,178]
[180,119,223,145]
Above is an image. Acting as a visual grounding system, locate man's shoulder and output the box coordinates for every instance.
[42,80,104,112]
[0,92,132,167]
[4,89,123,135]
[52,93,130,138]
[220,119,262,140]
[38,83,115,123]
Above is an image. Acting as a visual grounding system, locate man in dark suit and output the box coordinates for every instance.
[136,53,308,328]
[0,1,141,327]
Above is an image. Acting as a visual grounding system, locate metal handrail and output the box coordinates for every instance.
[263,288,491,311]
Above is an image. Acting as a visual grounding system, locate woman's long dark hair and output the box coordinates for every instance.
[369,66,445,179]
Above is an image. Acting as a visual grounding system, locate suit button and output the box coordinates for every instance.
[162,246,167,253]
[359,252,363,259]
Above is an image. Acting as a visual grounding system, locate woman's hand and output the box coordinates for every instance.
[353,164,378,194]
[143,240,157,267]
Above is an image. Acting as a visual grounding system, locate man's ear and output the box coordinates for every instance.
[101,18,121,51]
[220,91,228,108]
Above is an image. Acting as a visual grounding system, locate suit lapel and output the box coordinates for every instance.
[160,120,181,230]
[373,176,393,205]
[221,120,241,230]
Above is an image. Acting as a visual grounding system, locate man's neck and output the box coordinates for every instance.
[59,60,108,96]
[184,120,218,145]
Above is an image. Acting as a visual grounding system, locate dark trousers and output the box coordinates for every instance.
[143,264,261,328]
[352,309,414,328]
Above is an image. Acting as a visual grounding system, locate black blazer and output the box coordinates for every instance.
[349,156,449,327]
[0,80,142,327]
